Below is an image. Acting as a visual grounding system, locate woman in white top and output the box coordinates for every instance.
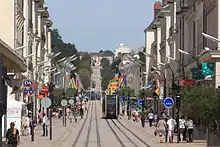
[179,115,186,141]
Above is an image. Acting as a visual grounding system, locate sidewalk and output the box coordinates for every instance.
[18,118,79,147]
[120,116,206,147]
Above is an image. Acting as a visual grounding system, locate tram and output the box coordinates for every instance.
[102,94,120,119]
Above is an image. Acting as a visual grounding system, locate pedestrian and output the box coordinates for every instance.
[156,117,167,143]
[148,111,154,127]
[186,117,194,142]
[122,104,125,115]
[154,112,158,127]
[41,113,48,136]
[167,116,176,143]
[6,122,20,147]
[179,115,186,141]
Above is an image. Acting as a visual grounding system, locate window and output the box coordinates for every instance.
[192,21,196,56]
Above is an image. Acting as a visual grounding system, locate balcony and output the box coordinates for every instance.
[41,32,46,44]
[169,26,173,37]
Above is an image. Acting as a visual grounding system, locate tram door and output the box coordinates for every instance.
[102,97,105,115]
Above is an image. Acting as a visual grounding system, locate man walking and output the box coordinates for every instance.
[167,116,176,143]
[6,122,20,147]
[148,111,154,127]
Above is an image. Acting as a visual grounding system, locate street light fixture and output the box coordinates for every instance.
[178,49,191,56]
[178,49,201,68]
[57,57,66,63]
[50,52,61,58]
[14,45,27,51]
[202,32,220,43]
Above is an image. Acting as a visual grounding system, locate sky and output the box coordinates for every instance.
[45,0,156,52]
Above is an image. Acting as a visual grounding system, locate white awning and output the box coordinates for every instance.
[0,39,27,72]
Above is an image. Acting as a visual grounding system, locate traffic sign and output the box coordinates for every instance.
[137,100,143,106]
[163,97,174,108]
[119,96,124,101]
[61,99,68,106]
[159,87,164,100]
[23,79,33,87]
[41,97,51,108]
[68,99,74,105]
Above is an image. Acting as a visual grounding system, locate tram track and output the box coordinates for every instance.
[106,119,126,147]
[116,119,151,147]
[111,119,138,147]
[72,101,93,147]
[85,102,93,147]
[95,101,102,147]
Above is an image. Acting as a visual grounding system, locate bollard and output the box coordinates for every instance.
[206,127,209,147]
[49,109,52,140]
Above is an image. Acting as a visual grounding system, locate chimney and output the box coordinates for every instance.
[154,1,162,18]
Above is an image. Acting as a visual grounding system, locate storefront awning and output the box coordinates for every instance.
[0,39,27,72]
[199,50,220,63]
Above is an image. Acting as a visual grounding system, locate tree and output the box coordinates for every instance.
[100,50,114,56]
[118,87,135,97]
[101,67,114,90]
[101,58,110,67]
[110,58,121,74]
[78,68,91,90]
[51,29,78,71]
[138,88,152,99]
[181,86,220,124]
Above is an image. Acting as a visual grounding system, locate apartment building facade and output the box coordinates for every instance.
[144,0,220,94]
[0,0,53,108]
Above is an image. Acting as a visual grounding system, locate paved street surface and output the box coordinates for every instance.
[17,101,206,147]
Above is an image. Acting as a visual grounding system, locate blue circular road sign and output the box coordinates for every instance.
[163,97,174,108]
[137,100,143,106]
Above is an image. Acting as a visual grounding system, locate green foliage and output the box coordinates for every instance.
[100,58,110,67]
[51,29,78,68]
[119,87,135,97]
[181,86,220,124]
[138,88,152,99]
[78,68,91,90]
[76,53,92,90]
[51,29,92,90]
[100,50,114,56]
[110,58,121,74]
[138,48,146,64]
[53,88,77,107]
[100,57,114,90]
[101,67,114,90]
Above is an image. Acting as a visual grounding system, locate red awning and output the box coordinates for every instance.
[146,97,153,101]
[181,80,197,87]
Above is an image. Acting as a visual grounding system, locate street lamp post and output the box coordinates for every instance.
[151,67,166,116]
[141,90,145,128]
[127,92,131,120]
[159,62,176,118]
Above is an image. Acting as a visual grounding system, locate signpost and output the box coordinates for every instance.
[163,97,174,108]
[68,99,74,105]
[41,97,52,108]
[159,86,164,100]
[61,99,67,127]
[40,97,51,138]
[61,99,68,106]
[137,99,143,106]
